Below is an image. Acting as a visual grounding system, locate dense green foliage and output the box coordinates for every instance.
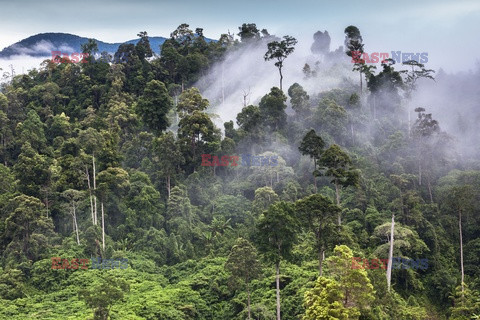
[0,23,479,319]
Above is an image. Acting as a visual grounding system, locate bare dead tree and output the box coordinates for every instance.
[242,87,251,107]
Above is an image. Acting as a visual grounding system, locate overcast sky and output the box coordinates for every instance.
[0,0,479,72]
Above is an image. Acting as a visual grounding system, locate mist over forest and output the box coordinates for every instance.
[0,20,479,320]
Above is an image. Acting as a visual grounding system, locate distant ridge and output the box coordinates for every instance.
[0,32,175,58]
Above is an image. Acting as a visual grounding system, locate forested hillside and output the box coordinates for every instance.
[0,23,479,320]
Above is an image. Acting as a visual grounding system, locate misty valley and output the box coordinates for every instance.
[0,20,479,320]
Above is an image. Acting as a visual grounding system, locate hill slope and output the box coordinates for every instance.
[0,32,168,58]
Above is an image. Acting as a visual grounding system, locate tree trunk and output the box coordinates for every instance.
[275,261,281,320]
[167,175,171,199]
[459,209,464,295]
[101,201,105,251]
[279,67,283,91]
[359,72,362,93]
[387,214,395,292]
[335,180,340,205]
[319,247,325,276]
[72,210,75,235]
[72,203,80,245]
[335,180,341,225]
[86,166,95,225]
[93,154,98,225]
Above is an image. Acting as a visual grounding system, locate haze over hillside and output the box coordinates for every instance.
[0,1,479,317]
[0,32,169,58]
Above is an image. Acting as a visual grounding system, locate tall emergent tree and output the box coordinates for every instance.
[288,83,310,118]
[295,194,339,276]
[344,26,365,92]
[401,60,435,136]
[153,132,183,199]
[303,245,375,319]
[61,189,84,245]
[4,195,55,266]
[79,274,130,320]
[366,59,404,118]
[318,144,359,224]
[238,23,261,42]
[81,38,99,57]
[259,87,288,132]
[412,107,440,200]
[299,129,325,193]
[96,167,130,251]
[443,185,475,295]
[264,35,298,91]
[402,60,435,100]
[177,87,221,163]
[256,202,298,320]
[136,80,173,135]
[135,31,153,60]
[225,238,261,320]
[78,128,105,226]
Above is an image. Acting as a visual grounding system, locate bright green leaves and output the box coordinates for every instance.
[303,245,375,320]
[136,80,173,135]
